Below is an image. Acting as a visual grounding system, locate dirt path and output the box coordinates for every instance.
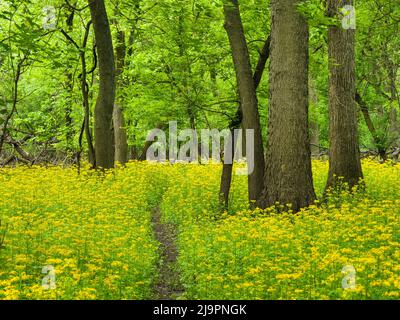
[151,207,184,300]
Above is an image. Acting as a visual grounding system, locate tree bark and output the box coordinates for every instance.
[258,0,316,212]
[88,0,116,169]
[113,24,128,165]
[326,0,363,190]
[223,0,265,204]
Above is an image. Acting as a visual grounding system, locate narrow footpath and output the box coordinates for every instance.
[151,206,184,299]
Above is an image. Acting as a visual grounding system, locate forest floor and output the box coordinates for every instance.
[0,160,399,299]
[151,206,184,300]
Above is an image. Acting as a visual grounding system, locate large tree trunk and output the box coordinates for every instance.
[326,0,363,190]
[223,0,265,204]
[219,36,270,210]
[258,0,316,212]
[88,0,116,169]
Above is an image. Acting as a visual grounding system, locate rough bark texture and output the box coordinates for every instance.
[223,0,265,203]
[326,0,363,190]
[258,0,316,212]
[89,0,116,169]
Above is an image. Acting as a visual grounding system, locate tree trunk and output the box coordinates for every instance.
[219,108,242,210]
[258,0,316,212]
[65,10,75,154]
[309,78,320,157]
[88,0,116,169]
[219,36,270,210]
[60,21,95,166]
[355,92,387,161]
[113,25,128,165]
[223,0,265,203]
[326,0,363,190]
[389,107,399,149]
[81,22,96,166]
[65,70,74,152]
[113,104,128,164]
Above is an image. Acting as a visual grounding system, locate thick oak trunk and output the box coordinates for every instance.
[258,0,316,212]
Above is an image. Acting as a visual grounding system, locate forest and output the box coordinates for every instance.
[0,0,399,301]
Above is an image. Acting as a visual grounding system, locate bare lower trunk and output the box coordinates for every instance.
[219,108,242,210]
[219,36,270,210]
[223,0,265,203]
[258,0,316,212]
[112,7,129,165]
[113,104,128,164]
[326,0,363,190]
[356,92,387,161]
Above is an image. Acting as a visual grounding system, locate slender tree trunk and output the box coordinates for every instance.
[326,0,363,190]
[388,65,400,149]
[355,92,387,161]
[219,36,270,210]
[113,105,128,164]
[113,24,128,165]
[80,21,96,166]
[223,0,265,204]
[88,0,116,169]
[65,10,75,153]
[219,108,242,210]
[60,22,95,166]
[0,56,26,155]
[65,71,74,152]
[258,0,316,212]
[310,121,321,157]
[309,78,320,157]
[389,107,399,149]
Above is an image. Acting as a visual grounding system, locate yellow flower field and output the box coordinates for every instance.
[0,160,399,300]
[0,163,166,299]
[161,160,400,299]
